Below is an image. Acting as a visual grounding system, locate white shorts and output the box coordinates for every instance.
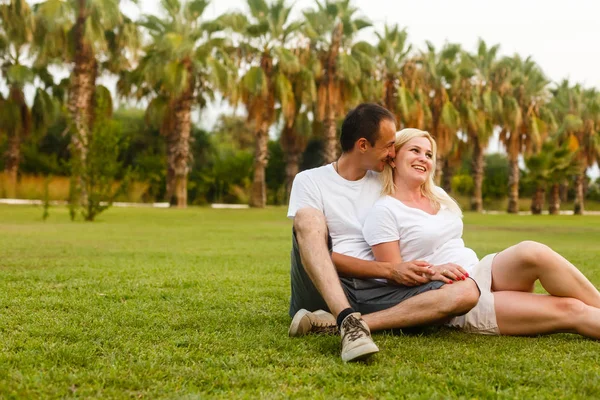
[446,253,500,335]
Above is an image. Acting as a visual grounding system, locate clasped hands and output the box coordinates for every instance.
[386,261,469,287]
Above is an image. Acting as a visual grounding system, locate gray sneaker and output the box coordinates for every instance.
[340,312,379,362]
[289,309,337,337]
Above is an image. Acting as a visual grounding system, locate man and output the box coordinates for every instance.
[287,103,480,362]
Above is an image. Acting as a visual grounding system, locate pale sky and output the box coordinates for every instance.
[136,0,600,89]
[127,0,600,122]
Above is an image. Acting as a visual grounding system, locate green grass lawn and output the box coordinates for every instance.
[1,205,600,399]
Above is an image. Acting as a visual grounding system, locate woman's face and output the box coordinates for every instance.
[394,136,434,185]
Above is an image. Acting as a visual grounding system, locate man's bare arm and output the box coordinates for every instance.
[332,252,393,280]
[333,241,435,286]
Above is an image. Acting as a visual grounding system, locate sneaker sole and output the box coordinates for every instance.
[341,342,380,362]
[288,309,311,337]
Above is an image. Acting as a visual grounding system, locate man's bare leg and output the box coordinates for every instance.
[362,279,480,331]
[293,207,353,317]
[293,207,379,361]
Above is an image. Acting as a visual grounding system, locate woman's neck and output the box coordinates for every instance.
[393,178,423,203]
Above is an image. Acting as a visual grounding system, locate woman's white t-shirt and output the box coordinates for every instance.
[362,193,479,273]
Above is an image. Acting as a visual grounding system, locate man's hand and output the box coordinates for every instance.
[430,263,469,284]
[387,260,435,286]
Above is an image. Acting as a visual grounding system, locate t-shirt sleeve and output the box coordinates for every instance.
[434,185,448,196]
[362,203,400,246]
[287,172,323,219]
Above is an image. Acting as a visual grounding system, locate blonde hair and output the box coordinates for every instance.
[381,128,462,216]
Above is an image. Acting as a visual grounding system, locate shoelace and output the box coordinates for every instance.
[311,320,338,335]
[342,316,370,341]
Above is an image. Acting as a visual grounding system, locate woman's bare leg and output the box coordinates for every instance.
[494,291,600,339]
[491,241,600,308]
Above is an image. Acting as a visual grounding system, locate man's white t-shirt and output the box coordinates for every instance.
[362,193,479,273]
[287,164,382,260]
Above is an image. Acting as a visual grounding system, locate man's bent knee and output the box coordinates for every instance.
[439,279,480,316]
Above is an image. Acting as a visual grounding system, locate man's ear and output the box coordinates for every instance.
[356,138,369,153]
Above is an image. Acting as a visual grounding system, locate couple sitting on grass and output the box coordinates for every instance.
[287,103,600,362]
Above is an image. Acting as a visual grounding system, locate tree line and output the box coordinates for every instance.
[1,0,599,218]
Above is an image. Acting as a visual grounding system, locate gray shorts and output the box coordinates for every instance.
[289,229,445,317]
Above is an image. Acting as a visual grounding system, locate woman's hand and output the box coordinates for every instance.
[430,263,469,284]
[387,260,435,286]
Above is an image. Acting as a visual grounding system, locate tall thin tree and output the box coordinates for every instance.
[304,0,372,163]
[222,0,302,207]
[35,0,139,206]
[120,0,234,207]
[0,0,59,195]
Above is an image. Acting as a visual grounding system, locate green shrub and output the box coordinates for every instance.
[482,153,509,200]
[451,174,474,196]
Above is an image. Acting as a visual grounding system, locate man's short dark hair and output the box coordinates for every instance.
[340,103,396,152]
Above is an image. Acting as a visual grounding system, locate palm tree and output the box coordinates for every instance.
[395,55,430,131]
[280,45,316,199]
[0,0,59,195]
[548,80,581,213]
[374,24,412,124]
[303,0,372,163]
[34,0,139,205]
[496,55,552,213]
[224,0,303,208]
[461,39,502,212]
[525,141,577,214]
[120,0,234,207]
[553,84,600,214]
[0,0,34,195]
[419,42,462,184]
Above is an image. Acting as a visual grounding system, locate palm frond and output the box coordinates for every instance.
[247,0,269,20]
[273,47,300,74]
[242,66,268,98]
[336,52,361,84]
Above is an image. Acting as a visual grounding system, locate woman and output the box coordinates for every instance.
[362,128,600,337]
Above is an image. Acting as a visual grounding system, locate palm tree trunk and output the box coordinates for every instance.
[4,86,30,198]
[434,156,443,186]
[560,182,568,202]
[168,92,193,208]
[4,134,20,198]
[530,185,545,215]
[507,155,520,214]
[323,108,338,164]
[281,124,302,202]
[68,2,96,208]
[165,163,175,205]
[441,158,453,193]
[320,23,342,165]
[249,124,269,208]
[548,183,560,215]
[573,171,585,215]
[384,77,396,121]
[470,139,484,212]
[284,151,300,202]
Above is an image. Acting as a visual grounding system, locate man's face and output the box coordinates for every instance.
[364,119,397,172]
